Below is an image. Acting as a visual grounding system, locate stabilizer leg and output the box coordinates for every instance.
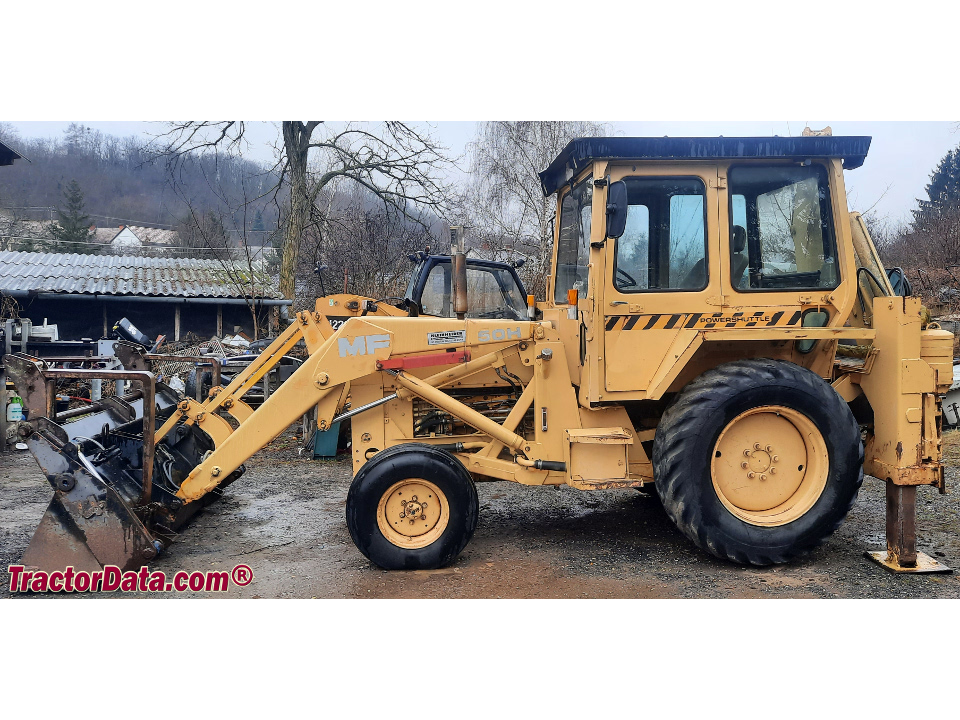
[865,481,951,573]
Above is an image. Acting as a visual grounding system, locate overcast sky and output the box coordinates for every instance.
[6,120,958,226]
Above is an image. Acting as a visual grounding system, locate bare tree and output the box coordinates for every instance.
[295,185,437,307]
[172,177,282,340]
[459,121,607,297]
[155,122,455,301]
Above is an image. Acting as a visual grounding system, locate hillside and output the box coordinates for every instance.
[0,123,281,231]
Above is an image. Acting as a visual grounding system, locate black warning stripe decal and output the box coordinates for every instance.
[745,311,765,327]
[684,313,703,328]
[664,314,683,329]
[603,308,804,331]
[724,312,744,328]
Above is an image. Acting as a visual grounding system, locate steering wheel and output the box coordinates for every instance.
[476,308,514,320]
[616,267,638,288]
[480,306,524,321]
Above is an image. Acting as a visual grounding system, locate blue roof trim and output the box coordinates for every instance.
[538,136,873,196]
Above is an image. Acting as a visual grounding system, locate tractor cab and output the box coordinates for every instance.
[403,253,528,321]
[537,135,878,404]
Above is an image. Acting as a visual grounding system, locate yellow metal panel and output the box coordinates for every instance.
[902,359,935,395]
[605,328,684,392]
[565,427,633,444]
[859,296,942,486]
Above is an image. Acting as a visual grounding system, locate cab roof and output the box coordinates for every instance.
[538,135,872,196]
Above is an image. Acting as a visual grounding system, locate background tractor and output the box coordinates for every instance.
[6,134,953,576]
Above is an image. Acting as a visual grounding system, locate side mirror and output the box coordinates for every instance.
[605,180,628,239]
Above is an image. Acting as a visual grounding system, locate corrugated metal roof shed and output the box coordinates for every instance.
[0,250,284,300]
[0,140,24,166]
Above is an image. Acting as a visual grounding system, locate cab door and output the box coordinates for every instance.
[599,165,722,399]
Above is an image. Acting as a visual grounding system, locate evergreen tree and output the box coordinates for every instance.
[252,209,265,232]
[50,179,96,253]
[915,144,960,221]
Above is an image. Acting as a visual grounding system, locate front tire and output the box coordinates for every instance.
[652,359,863,565]
[346,444,479,570]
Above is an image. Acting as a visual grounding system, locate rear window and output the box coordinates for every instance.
[728,165,839,291]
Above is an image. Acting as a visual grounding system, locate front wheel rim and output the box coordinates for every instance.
[711,405,829,527]
[376,478,450,549]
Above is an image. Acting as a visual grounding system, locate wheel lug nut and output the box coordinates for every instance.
[741,462,748,469]
[773,456,779,462]
[743,450,752,457]
[754,443,761,450]
[760,474,767,481]
[770,468,777,475]
[765,445,772,452]
[748,472,756,479]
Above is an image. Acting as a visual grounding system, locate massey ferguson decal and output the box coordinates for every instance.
[338,334,391,357]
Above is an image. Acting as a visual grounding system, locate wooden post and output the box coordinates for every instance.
[174,305,181,342]
[216,304,223,338]
[102,302,108,339]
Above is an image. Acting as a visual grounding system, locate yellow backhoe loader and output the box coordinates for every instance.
[7,134,953,576]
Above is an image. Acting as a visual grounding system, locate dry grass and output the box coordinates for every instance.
[943,430,960,466]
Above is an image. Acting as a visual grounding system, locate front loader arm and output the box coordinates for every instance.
[174,316,397,502]
[174,314,542,502]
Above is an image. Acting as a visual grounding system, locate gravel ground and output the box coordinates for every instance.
[3,430,960,599]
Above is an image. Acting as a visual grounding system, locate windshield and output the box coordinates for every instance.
[554,176,593,303]
[419,262,527,320]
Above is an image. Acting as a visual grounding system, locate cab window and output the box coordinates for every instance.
[554,176,593,304]
[728,165,839,290]
[420,262,526,319]
[613,177,708,292]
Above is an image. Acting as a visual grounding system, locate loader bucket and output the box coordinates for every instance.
[22,420,161,572]
[5,354,243,577]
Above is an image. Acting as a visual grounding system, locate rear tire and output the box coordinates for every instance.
[346,444,479,570]
[652,359,863,565]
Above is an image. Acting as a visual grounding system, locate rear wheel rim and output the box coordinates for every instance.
[711,405,828,527]
[376,478,450,549]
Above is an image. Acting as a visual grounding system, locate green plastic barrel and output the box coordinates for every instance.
[312,422,341,459]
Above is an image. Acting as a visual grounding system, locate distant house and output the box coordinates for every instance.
[110,226,142,248]
[0,250,290,341]
[106,225,181,249]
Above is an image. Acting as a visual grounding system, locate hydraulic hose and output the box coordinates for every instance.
[515,456,566,472]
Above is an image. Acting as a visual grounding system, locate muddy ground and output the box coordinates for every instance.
[3,429,960,599]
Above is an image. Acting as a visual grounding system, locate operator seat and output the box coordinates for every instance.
[678,225,750,289]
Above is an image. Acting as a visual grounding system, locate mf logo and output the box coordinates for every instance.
[337,334,391,358]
